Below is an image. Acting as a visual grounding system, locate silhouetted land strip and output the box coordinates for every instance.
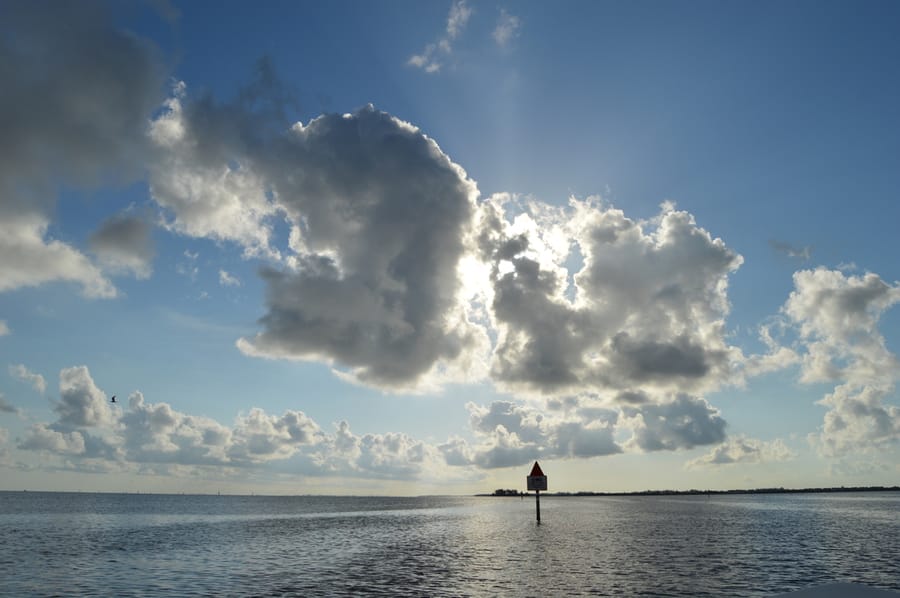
[481,486,900,497]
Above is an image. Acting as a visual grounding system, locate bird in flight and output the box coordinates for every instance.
[110,395,116,403]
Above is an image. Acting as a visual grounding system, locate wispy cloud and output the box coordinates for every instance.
[0,320,8,336]
[686,436,796,469]
[770,239,811,261]
[408,0,473,73]
[0,395,22,416]
[176,250,199,281]
[493,9,521,48]
[218,269,241,287]
[9,364,46,394]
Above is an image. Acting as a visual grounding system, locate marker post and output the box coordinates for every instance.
[526,461,548,524]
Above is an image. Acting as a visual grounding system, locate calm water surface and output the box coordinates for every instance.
[0,491,897,596]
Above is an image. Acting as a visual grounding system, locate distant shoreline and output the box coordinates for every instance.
[479,486,900,497]
[1,486,897,498]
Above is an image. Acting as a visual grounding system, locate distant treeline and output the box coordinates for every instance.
[482,486,900,497]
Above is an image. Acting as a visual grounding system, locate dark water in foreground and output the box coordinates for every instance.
[0,491,897,596]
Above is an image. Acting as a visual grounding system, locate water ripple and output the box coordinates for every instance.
[1,492,898,596]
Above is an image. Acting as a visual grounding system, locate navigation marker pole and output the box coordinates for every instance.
[526,461,548,524]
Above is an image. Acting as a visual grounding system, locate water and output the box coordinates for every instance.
[0,491,897,596]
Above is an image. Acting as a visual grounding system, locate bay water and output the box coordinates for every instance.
[1,491,897,596]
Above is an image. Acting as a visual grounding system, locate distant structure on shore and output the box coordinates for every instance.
[491,489,524,497]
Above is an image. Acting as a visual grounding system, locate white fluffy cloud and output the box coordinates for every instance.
[480,196,742,397]
[780,268,900,456]
[0,213,116,298]
[9,364,46,394]
[55,366,115,428]
[18,424,86,455]
[15,366,471,481]
[147,83,282,259]
[784,268,900,386]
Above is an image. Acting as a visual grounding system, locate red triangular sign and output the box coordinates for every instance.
[529,461,544,477]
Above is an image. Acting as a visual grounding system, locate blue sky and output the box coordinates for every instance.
[1,0,899,495]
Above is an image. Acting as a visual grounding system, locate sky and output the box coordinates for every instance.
[1,0,899,495]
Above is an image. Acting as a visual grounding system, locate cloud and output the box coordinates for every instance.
[779,268,900,456]
[481,197,743,397]
[770,239,812,261]
[0,213,117,298]
[622,394,727,452]
[8,364,46,394]
[219,269,241,287]
[236,107,484,389]
[686,436,796,469]
[408,0,472,73]
[121,392,235,466]
[0,0,164,297]
[176,249,200,281]
[227,408,324,464]
[353,430,435,479]
[0,395,22,416]
[147,81,283,259]
[493,9,521,48]
[0,428,8,464]
[0,321,9,336]
[16,366,467,481]
[54,366,115,428]
[18,423,86,455]
[459,400,621,469]
[143,62,751,405]
[89,213,155,279]
[812,383,900,457]
[784,268,900,385]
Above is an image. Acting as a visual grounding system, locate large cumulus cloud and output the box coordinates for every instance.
[231,108,482,387]
[479,196,743,397]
